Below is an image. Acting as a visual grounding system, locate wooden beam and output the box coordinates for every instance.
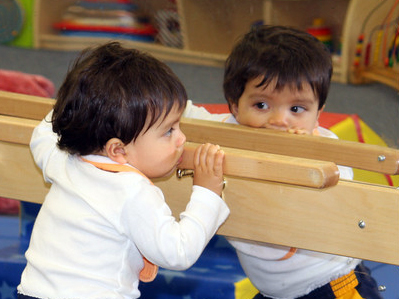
[181,118,399,175]
[1,90,398,265]
[221,178,398,266]
[0,115,38,145]
[180,143,339,188]
[155,175,399,266]
[0,90,54,120]
[1,138,398,265]
[1,90,398,175]
[0,140,50,203]
[0,115,339,188]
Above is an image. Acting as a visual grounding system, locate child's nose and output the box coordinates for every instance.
[177,130,186,147]
[268,110,289,128]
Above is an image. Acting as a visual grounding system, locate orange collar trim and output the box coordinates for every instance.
[278,247,297,261]
[81,157,153,185]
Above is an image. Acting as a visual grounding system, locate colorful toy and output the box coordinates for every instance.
[354,0,399,68]
[307,18,333,52]
[53,0,156,42]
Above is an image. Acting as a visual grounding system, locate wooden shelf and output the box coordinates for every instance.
[33,0,262,67]
[38,34,227,67]
[33,0,399,89]
[359,67,399,91]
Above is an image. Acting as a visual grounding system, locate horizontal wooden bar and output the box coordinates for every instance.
[156,174,399,266]
[1,90,398,265]
[180,142,339,188]
[0,115,338,188]
[180,118,399,175]
[0,115,38,145]
[1,136,397,265]
[0,141,50,203]
[0,90,54,120]
[1,90,398,175]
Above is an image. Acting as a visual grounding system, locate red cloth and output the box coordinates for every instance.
[0,69,55,98]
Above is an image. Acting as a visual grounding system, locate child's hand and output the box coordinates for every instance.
[287,128,311,135]
[193,143,225,196]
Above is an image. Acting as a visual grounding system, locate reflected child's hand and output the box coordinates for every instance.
[193,143,225,196]
[287,128,311,135]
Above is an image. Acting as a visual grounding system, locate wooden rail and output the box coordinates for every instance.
[0,90,398,265]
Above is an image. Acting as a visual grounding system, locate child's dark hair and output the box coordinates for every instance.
[52,42,187,155]
[223,25,332,111]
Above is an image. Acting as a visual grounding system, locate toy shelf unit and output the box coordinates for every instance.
[33,0,399,89]
[33,0,264,67]
[33,0,350,74]
[263,0,351,83]
[349,0,399,91]
[262,0,399,88]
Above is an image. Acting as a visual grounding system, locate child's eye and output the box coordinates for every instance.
[291,106,305,113]
[255,102,268,110]
[165,127,174,137]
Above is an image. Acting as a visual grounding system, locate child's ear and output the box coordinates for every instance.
[105,138,128,164]
[315,105,325,128]
[230,101,239,118]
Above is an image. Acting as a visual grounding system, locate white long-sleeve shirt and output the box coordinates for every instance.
[183,101,360,299]
[18,112,229,299]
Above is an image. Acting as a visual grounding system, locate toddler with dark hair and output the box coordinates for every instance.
[18,42,229,299]
[184,25,382,299]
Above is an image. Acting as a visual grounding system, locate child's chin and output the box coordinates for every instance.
[160,167,177,179]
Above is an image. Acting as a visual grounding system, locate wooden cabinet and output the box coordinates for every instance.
[33,0,263,67]
[33,0,399,89]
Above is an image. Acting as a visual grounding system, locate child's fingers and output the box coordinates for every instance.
[213,149,225,175]
[194,143,208,167]
[194,143,211,169]
[193,144,202,167]
[199,143,212,169]
[194,143,223,172]
[192,144,225,196]
[205,144,220,169]
[287,128,310,135]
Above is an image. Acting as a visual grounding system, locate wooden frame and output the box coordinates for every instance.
[0,90,398,265]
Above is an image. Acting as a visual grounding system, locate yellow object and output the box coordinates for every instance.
[330,270,358,297]
[315,35,332,42]
[235,278,258,299]
[313,18,325,27]
[330,115,399,187]
[374,30,383,64]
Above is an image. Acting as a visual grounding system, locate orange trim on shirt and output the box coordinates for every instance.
[81,158,153,183]
[278,247,297,261]
[81,157,158,282]
[221,115,230,123]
